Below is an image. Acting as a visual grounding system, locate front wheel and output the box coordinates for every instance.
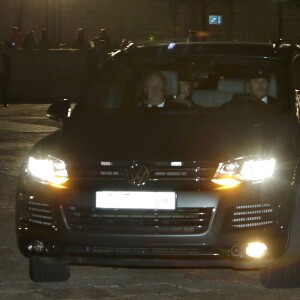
[29,257,70,282]
[260,262,300,288]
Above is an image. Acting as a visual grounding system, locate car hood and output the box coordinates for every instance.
[35,111,297,164]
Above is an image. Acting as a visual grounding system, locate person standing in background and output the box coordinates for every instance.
[85,37,109,87]
[21,30,37,49]
[99,28,112,52]
[38,29,51,50]
[10,27,22,49]
[72,28,89,50]
[187,29,197,42]
[0,43,11,107]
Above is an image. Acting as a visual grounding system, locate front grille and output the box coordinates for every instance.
[20,200,54,226]
[69,161,217,182]
[63,206,215,235]
[66,246,220,257]
[227,203,275,230]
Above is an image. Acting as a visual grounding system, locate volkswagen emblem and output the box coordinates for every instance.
[126,164,150,186]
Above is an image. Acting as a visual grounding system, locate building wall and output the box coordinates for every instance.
[1,0,300,47]
[1,0,300,102]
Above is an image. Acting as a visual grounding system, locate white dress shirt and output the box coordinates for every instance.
[261,96,268,104]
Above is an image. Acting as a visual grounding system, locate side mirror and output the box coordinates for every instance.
[47,99,71,123]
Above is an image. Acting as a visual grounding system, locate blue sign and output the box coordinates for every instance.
[209,15,222,25]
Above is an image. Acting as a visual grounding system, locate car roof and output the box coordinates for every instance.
[113,41,300,61]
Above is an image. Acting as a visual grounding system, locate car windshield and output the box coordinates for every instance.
[80,55,289,114]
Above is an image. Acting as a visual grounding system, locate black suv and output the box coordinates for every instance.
[16,41,300,288]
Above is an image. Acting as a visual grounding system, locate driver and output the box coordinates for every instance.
[245,66,277,104]
[220,66,278,112]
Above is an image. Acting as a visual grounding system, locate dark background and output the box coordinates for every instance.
[1,0,300,46]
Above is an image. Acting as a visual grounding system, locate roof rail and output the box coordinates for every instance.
[122,42,136,52]
[110,42,137,57]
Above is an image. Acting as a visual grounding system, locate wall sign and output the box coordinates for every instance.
[209,15,222,25]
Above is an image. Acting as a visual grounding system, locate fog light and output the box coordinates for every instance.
[245,242,267,258]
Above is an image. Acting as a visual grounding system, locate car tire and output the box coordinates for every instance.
[259,262,300,288]
[29,257,70,282]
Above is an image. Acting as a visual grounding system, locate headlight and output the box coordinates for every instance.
[212,157,275,187]
[27,155,68,186]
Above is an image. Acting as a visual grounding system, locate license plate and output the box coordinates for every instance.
[96,191,176,210]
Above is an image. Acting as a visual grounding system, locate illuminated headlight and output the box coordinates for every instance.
[212,157,275,187]
[27,155,68,186]
[245,242,268,258]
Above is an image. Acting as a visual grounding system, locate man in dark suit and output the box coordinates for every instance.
[141,71,187,110]
[245,66,277,105]
[85,37,109,86]
[221,67,278,112]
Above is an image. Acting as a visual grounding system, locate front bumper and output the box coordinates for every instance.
[15,178,293,269]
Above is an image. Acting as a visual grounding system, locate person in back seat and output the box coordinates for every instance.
[175,79,194,107]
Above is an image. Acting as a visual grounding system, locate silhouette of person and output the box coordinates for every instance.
[0,44,11,107]
[99,28,112,51]
[22,30,37,49]
[86,37,109,86]
[38,29,51,50]
[10,27,22,49]
[72,28,89,49]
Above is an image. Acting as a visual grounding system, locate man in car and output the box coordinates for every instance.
[143,71,167,107]
[142,71,186,109]
[245,66,277,105]
[221,66,278,112]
